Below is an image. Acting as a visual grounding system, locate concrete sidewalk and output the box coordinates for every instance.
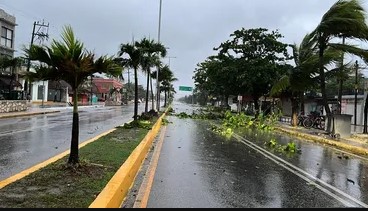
[276,122,368,156]
[0,108,60,119]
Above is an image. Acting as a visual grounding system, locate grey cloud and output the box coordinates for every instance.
[1,0,358,97]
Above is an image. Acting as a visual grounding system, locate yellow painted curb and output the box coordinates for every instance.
[0,128,117,189]
[89,110,169,208]
[275,127,368,156]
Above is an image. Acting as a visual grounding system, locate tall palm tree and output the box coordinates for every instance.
[312,0,368,115]
[26,26,122,165]
[150,60,163,110]
[271,34,340,126]
[118,42,141,121]
[154,65,177,107]
[136,38,167,113]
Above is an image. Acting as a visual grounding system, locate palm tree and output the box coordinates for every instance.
[26,26,122,165]
[136,38,167,113]
[271,34,340,126]
[118,42,141,121]
[150,60,163,110]
[312,0,368,115]
[153,65,177,107]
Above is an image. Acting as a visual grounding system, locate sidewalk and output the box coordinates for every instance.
[276,122,368,156]
[0,107,60,119]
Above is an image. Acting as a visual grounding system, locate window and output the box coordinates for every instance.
[38,85,44,100]
[1,27,13,48]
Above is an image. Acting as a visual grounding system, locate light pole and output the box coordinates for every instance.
[355,61,358,126]
[156,0,163,112]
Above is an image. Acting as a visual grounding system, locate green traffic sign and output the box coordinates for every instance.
[179,86,193,92]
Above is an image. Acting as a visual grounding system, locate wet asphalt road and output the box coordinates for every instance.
[0,105,142,180]
[147,103,368,208]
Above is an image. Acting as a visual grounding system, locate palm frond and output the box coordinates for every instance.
[271,75,290,96]
[329,43,368,63]
[317,0,368,40]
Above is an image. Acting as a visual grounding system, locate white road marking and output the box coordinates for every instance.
[232,133,368,208]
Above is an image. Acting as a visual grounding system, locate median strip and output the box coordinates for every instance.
[0,112,166,208]
[89,114,166,208]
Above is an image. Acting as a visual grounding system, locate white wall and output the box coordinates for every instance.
[30,81,48,102]
[341,98,365,125]
[281,98,292,116]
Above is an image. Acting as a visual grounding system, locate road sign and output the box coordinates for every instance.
[179,86,193,92]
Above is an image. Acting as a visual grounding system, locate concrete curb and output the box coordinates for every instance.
[89,111,168,208]
[275,127,368,156]
[0,128,117,189]
[0,110,60,119]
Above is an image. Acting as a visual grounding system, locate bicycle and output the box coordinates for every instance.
[297,112,307,126]
[303,112,325,130]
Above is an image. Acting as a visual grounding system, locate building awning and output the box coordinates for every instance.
[48,80,72,90]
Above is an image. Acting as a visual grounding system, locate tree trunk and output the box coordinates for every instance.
[9,67,14,95]
[150,75,154,111]
[364,93,368,134]
[164,90,167,107]
[68,88,79,165]
[291,97,299,127]
[319,39,331,115]
[145,69,150,113]
[300,92,305,114]
[338,37,345,115]
[134,68,139,121]
[253,95,260,116]
[225,95,229,107]
[338,79,343,114]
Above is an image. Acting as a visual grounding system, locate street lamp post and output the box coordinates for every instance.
[156,0,163,112]
[355,61,358,126]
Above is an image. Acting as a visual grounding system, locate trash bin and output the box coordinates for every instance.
[326,114,353,138]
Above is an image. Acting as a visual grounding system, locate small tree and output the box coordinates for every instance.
[118,42,141,121]
[0,56,23,96]
[136,38,167,113]
[26,26,122,165]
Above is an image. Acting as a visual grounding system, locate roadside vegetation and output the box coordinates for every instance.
[191,0,368,132]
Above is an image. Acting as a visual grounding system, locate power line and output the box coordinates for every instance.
[23,20,50,99]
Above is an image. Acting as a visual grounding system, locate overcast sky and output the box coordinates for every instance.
[1,0,367,97]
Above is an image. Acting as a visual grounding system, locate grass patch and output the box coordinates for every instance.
[0,125,152,208]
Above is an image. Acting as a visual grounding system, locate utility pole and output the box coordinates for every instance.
[127,69,131,102]
[156,0,163,112]
[355,60,359,126]
[24,20,49,100]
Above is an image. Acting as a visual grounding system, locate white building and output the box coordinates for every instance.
[0,8,16,58]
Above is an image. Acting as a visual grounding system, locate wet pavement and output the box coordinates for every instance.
[147,103,368,208]
[0,105,142,180]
